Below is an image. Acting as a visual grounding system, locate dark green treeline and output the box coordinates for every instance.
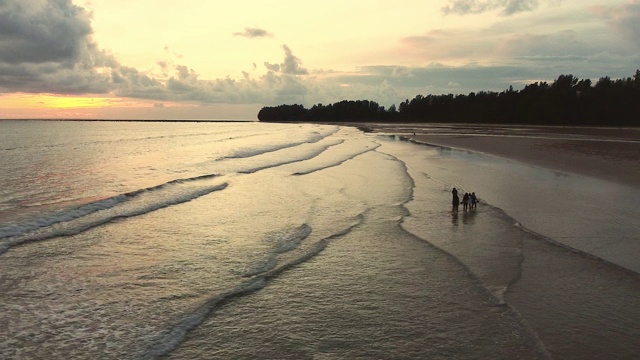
[258,70,640,126]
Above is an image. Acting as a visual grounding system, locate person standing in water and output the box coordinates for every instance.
[452,188,459,213]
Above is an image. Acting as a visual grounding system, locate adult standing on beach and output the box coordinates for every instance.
[452,188,459,213]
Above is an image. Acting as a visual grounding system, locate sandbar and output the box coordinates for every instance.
[355,123,640,188]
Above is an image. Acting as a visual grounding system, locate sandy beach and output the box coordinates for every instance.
[356,123,640,188]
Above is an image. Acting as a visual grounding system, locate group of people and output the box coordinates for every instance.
[451,188,478,212]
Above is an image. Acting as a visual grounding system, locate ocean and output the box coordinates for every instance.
[1,120,639,359]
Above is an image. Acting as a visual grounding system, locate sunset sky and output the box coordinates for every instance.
[1,0,639,120]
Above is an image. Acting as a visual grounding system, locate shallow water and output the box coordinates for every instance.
[1,121,639,359]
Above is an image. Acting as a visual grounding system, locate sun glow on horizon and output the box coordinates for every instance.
[2,93,119,109]
[0,93,177,119]
[0,92,256,120]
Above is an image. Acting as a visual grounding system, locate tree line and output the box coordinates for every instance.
[257,70,640,127]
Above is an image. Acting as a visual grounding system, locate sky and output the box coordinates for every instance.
[0,0,639,120]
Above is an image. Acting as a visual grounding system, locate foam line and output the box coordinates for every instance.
[143,277,267,360]
[238,140,345,174]
[0,180,228,255]
[273,224,312,253]
[240,224,313,277]
[143,215,364,359]
[0,174,220,240]
[223,132,332,160]
[0,195,130,240]
[223,127,340,160]
[292,143,381,175]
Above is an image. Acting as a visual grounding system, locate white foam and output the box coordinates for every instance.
[273,224,312,253]
[291,140,381,175]
[0,178,228,254]
[143,277,267,359]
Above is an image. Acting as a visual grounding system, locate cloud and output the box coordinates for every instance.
[397,9,633,66]
[264,62,280,72]
[264,45,308,75]
[312,55,640,109]
[400,30,493,61]
[233,27,273,38]
[441,0,562,16]
[0,0,309,105]
[110,45,311,106]
[591,1,640,48]
[0,0,92,64]
[0,0,120,94]
[281,45,309,75]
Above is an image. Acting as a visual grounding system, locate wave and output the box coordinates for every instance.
[223,128,339,160]
[143,277,268,360]
[0,175,228,255]
[237,139,345,174]
[240,224,313,277]
[272,224,313,253]
[292,142,381,175]
[143,215,363,359]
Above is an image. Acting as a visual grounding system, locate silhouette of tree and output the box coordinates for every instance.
[257,70,640,127]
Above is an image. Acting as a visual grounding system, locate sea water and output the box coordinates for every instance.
[0,120,639,359]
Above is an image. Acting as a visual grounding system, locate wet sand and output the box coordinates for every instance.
[356,123,640,188]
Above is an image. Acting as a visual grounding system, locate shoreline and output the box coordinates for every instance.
[351,123,640,188]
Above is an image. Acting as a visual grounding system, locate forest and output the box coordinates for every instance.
[257,70,640,127]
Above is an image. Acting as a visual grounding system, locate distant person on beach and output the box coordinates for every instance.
[471,192,478,209]
[452,188,459,212]
[462,193,469,211]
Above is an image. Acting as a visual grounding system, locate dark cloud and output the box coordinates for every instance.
[0,61,112,94]
[398,15,629,65]
[594,2,640,48]
[0,0,92,64]
[442,0,544,16]
[233,27,272,38]
[0,0,118,94]
[333,64,535,93]
[500,30,601,59]
[328,57,640,103]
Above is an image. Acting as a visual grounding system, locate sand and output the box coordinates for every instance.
[356,123,640,188]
